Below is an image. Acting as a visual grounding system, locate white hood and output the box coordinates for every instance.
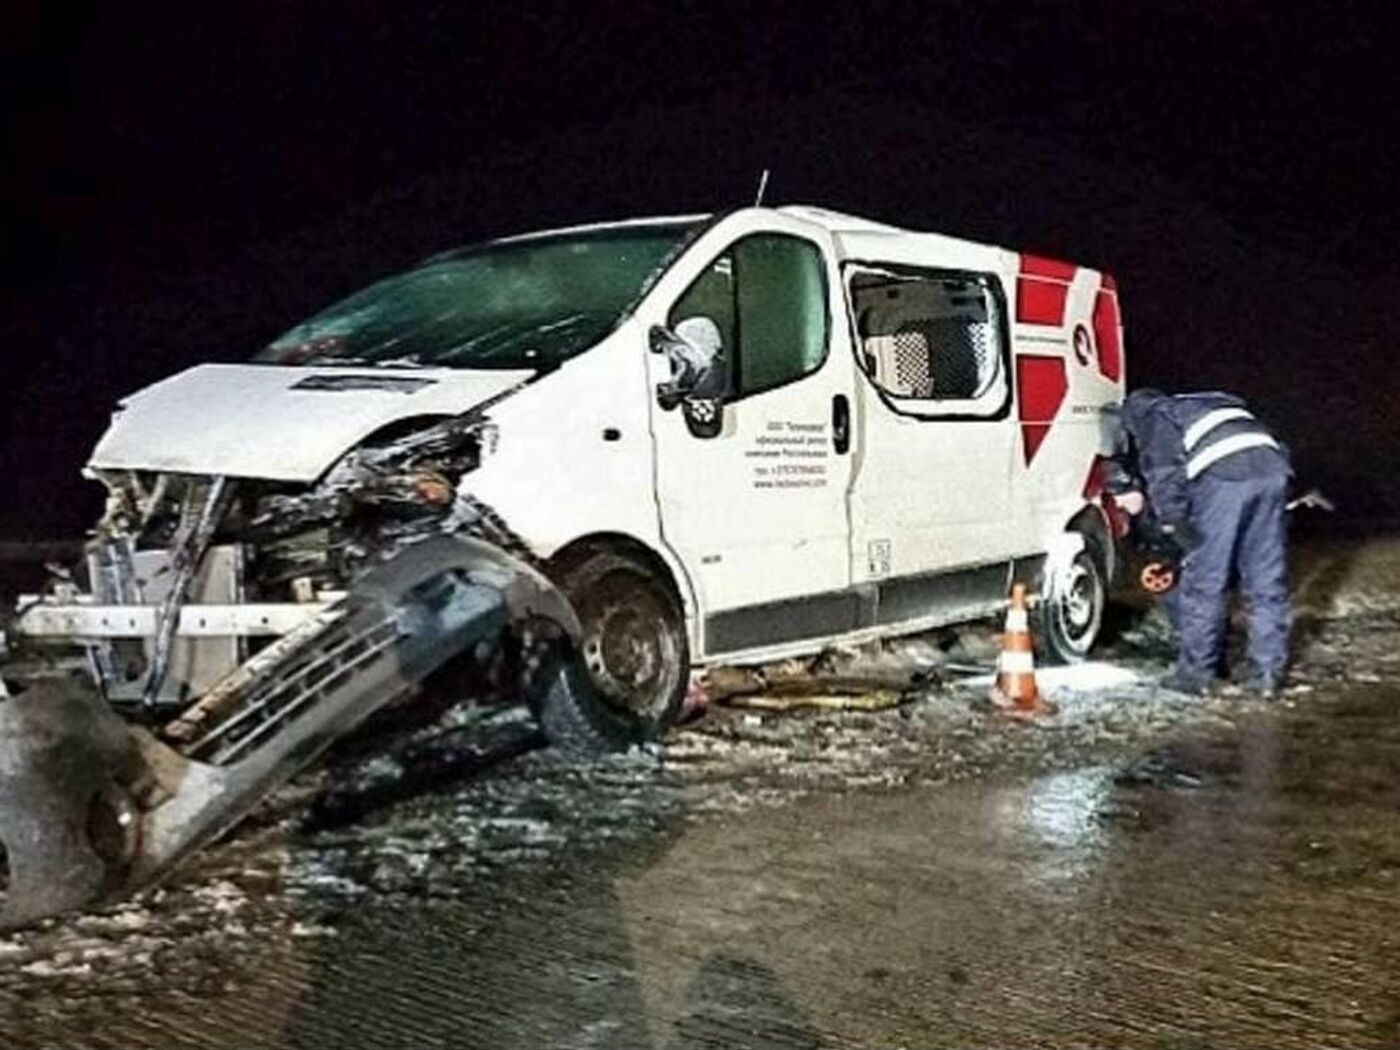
[88,363,534,482]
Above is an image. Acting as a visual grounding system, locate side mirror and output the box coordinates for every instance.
[652,318,728,437]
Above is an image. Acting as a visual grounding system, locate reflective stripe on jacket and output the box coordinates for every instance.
[1182,406,1282,479]
[1120,390,1290,527]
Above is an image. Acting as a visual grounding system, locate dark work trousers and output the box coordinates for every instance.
[1163,472,1291,680]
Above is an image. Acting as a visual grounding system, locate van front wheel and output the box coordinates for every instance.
[530,550,688,753]
[1035,543,1107,665]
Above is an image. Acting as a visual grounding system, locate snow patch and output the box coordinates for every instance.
[956,661,1144,692]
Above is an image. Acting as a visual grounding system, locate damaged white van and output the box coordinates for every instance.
[0,206,1125,924]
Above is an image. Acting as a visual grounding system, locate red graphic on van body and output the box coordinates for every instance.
[1016,354,1068,464]
[1016,254,1076,326]
[1092,278,1123,382]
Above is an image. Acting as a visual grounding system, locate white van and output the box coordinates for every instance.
[33,204,1126,736]
[0,205,1128,921]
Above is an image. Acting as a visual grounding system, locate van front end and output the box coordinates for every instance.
[0,412,590,929]
[0,216,710,927]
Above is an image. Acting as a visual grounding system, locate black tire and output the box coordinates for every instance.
[527,652,646,756]
[529,550,689,754]
[1035,539,1108,665]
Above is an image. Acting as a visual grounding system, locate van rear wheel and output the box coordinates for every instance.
[1035,541,1107,665]
[529,550,688,753]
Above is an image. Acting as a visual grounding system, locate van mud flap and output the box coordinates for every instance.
[0,535,581,930]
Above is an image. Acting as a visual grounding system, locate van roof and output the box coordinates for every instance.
[481,206,1058,272]
[777,205,1018,272]
[484,213,714,245]
[491,206,953,244]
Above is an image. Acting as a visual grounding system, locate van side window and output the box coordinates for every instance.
[849,268,1009,418]
[670,234,829,400]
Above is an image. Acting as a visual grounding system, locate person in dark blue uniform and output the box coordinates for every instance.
[1118,388,1293,697]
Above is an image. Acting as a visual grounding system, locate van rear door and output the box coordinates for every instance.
[640,218,855,657]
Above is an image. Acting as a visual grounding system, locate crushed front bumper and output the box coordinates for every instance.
[0,535,580,929]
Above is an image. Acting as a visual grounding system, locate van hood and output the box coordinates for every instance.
[88,363,534,482]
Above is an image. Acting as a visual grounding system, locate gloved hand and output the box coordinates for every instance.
[1114,490,1146,516]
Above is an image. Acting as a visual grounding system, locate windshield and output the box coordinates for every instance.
[260,222,702,369]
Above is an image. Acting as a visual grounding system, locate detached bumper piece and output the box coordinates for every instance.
[0,535,579,929]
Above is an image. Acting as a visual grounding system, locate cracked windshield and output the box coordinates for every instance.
[262,223,701,369]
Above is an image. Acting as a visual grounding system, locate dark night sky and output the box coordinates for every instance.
[4,2,1400,537]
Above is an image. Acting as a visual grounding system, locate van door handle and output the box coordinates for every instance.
[832,394,850,455]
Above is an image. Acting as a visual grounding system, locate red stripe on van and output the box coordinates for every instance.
[1016,355,1068,465]
[1017,254,1076,326]
[1017,277,1069,325]
[1021,254,1077,280]
[1092,284,1123,382]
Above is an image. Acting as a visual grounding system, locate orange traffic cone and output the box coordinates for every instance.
[991,583,1055,718]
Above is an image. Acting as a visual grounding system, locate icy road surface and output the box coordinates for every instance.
[2,536,1399,1048]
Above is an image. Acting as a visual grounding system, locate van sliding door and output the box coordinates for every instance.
[845,264,1017,591]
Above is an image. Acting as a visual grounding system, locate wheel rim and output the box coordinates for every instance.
[1053,557,1103,655]
[579,586,682,722]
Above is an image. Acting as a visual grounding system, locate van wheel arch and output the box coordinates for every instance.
[1067,506,1114,582]
[545,535,689,611]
